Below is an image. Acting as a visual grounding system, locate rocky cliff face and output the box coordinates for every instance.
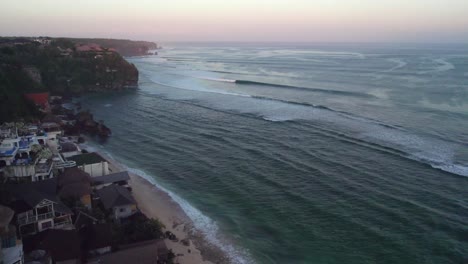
[66,38,158,56]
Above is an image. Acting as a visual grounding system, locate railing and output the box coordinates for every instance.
[54,160,76,169]
[12,158,33,166]
[17,212,54,225]
[35,160,53,174]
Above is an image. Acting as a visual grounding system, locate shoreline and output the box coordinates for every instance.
[94,150,229,264]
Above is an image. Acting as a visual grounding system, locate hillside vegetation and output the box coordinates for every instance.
[0,37,155,123]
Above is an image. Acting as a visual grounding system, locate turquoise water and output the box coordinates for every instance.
[81,43,468,264]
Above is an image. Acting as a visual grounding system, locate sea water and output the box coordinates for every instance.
[81,42,468,264]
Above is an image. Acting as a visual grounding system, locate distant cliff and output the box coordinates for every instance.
[65,38,158,56]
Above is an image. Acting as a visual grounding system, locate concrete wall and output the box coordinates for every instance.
[113,204,137,219]
[62,151,81,158]
[56,258,80,264]
[2,244,24,264]
[78,162,109,177]
[90,246,111,255]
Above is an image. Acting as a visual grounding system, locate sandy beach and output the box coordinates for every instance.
[97,151,227,264]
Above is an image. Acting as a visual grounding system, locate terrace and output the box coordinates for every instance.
[0,145,18,157]
[18,211,54,226]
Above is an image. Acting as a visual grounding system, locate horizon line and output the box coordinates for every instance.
[1,35,468,45]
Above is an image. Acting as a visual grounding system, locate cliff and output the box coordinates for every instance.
[65,38,158,56]
[0,37,150,123]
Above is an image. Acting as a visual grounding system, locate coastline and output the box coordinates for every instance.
[94,150,229,264]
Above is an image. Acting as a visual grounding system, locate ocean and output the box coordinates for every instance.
[80,42,468,264]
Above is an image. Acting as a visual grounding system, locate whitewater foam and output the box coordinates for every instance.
[419,58,455,74]
[383,58,407,72]
[124,167,255,264]
[197,76,237,83]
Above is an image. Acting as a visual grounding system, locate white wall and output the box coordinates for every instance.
[10,164,35,178]
[113,205,136,219]
[62,151,81,158]
[78,162,109,177]
[2,244,24,264]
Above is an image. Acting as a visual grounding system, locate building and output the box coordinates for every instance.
[8,180,73,237]
[0,137,19,168]
[1,129,54,182]
[88,239,167,264]
[57,168,92,209]
[23,229,81,264]
[67,153,108,177]
[73,211,98,230]
[59,142,81,158]
[6,158,54,183]
[40,123,62,148]
[81,223,113,256]
[96,184,137,220]
[0,205,24,264]
[91,171,130,190]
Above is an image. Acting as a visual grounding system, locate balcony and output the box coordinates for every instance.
[0,146,18,157]
[17,211,54,226]
[18,140,32,152]
[54,216,73,229]
[54,160,76,169]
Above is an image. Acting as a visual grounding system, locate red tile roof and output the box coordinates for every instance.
[24,92,49,108]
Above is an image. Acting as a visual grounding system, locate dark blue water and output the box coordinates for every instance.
[81,43,468,264]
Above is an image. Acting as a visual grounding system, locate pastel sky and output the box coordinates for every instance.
[1,0,467,42]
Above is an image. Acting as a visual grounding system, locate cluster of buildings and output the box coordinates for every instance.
[0,118,167,264]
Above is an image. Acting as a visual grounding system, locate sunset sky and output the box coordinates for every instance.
[1,0,467,42]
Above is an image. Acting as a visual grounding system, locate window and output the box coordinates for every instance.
[119,208,126,213]
[41,221,52,229]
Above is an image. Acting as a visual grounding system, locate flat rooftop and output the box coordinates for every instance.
[67,152,107,166]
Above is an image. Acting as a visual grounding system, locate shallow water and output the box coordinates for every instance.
[82,43,468,264]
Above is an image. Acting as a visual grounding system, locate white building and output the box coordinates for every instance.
[8,181,73,237]
[6,158,54,182]
[59,142,81,158]
[96,184,137,220]
[67,152,109,177]
[40,122,62,150]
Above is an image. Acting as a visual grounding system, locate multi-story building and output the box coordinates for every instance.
[8,180,73,237]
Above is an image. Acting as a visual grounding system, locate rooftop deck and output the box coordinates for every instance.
[0,146,18,157]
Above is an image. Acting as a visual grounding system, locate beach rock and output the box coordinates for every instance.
[181,239,190,246]
[165,231,177,240]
